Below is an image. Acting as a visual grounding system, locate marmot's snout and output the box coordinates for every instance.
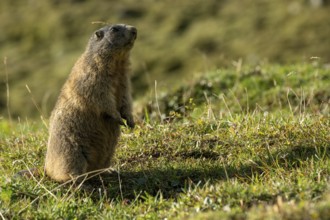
[128,26,137,40]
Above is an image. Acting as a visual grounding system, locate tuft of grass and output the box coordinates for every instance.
[143,63,330,121]
[0,63,329,219]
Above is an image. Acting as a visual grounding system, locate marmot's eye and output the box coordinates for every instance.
[95,30,104,39]
[111,27,120,32]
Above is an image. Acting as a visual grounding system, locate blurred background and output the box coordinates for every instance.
[0,0,329,119]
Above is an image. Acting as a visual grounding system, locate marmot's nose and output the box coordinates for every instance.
[128,26,137,39]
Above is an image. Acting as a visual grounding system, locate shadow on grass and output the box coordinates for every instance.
[89,145,329,201]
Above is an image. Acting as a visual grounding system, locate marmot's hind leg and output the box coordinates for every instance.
[65,150,90,183]
[46,150,88,183]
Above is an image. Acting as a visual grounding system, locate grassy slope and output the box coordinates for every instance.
[1,0,330,117]
[0,63,329,219]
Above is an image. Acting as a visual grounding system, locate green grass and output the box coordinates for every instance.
[144,62,329,120]
[0,63,329,219]
[1,0,330,117]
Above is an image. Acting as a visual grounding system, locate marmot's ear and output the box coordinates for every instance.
[95,30,104,40]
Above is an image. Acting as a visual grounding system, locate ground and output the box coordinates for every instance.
[0,63,329,219]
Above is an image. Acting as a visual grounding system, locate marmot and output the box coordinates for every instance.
[45,24,137,182]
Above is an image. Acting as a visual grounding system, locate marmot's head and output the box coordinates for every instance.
[87,24,137,58]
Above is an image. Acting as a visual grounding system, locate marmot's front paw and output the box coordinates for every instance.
[122,114,135,128]
[106,111,125,125]
[126,117,135,129]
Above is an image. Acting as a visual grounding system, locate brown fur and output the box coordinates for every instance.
[45,24,137,182]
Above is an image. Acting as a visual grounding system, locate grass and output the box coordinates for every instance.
[144,61,329,120]
[0,63,329,219]
[1,0,330,117]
